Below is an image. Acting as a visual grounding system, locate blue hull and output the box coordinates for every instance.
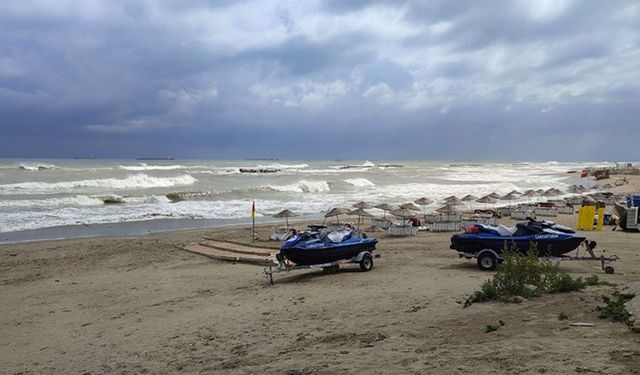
[280,239,377,265]
[450,232,585,257]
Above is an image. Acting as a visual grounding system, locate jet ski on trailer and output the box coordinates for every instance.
[279,226,377,266]
[264,226,378,284]
[451,218,619,273]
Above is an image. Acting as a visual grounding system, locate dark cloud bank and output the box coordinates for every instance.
[0,0,638,161]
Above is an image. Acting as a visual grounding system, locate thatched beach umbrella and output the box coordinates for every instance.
[400,202,421,211]
[348,208,373,229]
[500,192,517,207]
[414,197,434,220]
[536,188,545,194]
[444,196,463,206]
[462,194,478,201]
[522,189,538,203]
[391,207,416,226]
[488,192,501,199]
[352,201,372,209]
[436,204,457,214]
[476,195,497,209]
[509,190,523,195]
[374,203,395,219]
[324,207,349,224]
[272,209,298,227]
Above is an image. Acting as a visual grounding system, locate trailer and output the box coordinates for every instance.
[263,251,378,285]
[457,240,619,274]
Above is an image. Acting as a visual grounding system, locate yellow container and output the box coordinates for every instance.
[576,205,596,230]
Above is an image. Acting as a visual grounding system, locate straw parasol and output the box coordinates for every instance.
[374,203,395,219]
[414,197,433,221]
[348,208,373,229]
[391,207,416,226]
[272,209,298,227]
[499,192,517,207]
[536,188,545,194]
[414,197,433,206]
[352,201,372,209]
[476,195,497,209]
[487,192,501,199]
[444,196,463,205]
[462,194,478,201]
[509,190,523,195]
[324,207,349,223]
[436,204,457,214]
[400,202,421,211]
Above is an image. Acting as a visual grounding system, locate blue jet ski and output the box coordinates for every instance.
[279,226,377,267]
[450,218,586,269]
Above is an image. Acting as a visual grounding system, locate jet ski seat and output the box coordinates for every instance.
[496,224,517,236]
[476,223,517,236]
[326,230,353,243]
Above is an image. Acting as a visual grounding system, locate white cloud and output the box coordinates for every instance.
[85,119,158,134]
[250,79,348,109]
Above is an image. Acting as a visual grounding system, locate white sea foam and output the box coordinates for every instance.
[344,178,375,187]
[119,164,196,171]
[0,174,197,195]
[266,180,331,193]
[18,163,58,171]
[256,163,309,169]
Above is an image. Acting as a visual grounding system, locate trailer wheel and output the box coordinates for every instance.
[477,253,497,271]
[604,266,614,274]
[359,253,374,272]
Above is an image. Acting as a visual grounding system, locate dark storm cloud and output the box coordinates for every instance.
[0,0,639,160]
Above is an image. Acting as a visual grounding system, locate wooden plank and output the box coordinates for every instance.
[199,240,278,256]
[178,244,276,266]
[201,237,279,250]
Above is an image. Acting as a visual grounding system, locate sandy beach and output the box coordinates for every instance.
[2,178,640,374]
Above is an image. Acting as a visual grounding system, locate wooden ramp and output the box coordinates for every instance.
[178,240,278,266]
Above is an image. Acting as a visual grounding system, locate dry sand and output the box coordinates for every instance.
[1,177,640,374]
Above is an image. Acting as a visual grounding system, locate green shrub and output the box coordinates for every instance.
[597,293,631,322]
[485,324,499,333]
[558,312,569,321]
[464,243,605,307]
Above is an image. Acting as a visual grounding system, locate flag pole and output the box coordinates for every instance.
[251,201,256,243]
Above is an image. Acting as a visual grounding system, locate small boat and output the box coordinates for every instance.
[279,227,377,266]
[450,219,586,269]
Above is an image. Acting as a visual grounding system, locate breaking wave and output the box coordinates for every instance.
[0,174,197,195]
[18,163,58,171]
[119,164,195,171]
[344,178,375,187]
[265,180,331,193]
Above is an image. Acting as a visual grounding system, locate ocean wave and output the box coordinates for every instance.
[0,195,105,208]
[18,163,58,171]
[119,164,196,171]
[344,178,375,187]
[256,163,309,169]
[265,180,331,193]
[0,174,197,195]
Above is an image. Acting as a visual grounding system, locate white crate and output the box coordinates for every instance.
[534,208,558,217]
[431,222,460,232]
[388,226,417,236]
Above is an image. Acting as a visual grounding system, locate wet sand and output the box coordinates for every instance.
[1,177,640,374]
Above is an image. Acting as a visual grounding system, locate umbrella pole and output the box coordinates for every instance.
[286,217,289,227]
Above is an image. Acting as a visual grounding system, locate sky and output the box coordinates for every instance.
[0,0,639,161]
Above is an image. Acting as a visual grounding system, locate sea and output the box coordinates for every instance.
[0,159,607,241]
